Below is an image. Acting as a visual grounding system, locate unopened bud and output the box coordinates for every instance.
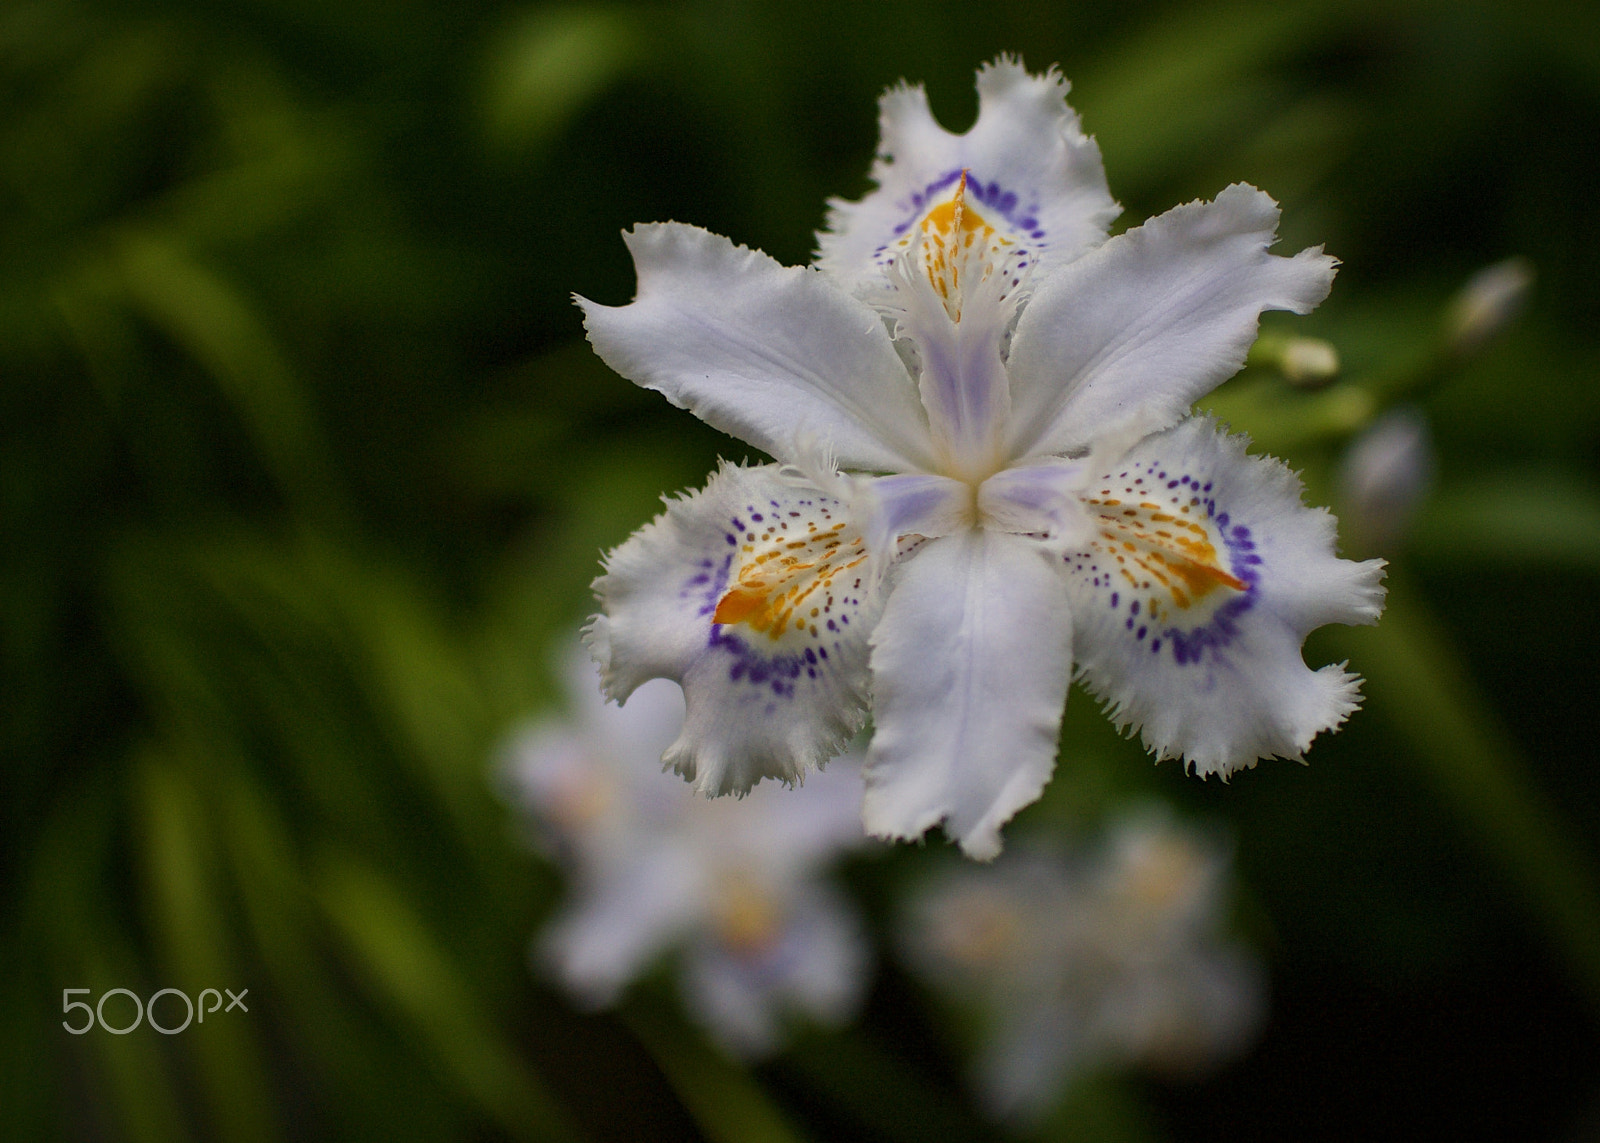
[1247,333,1340,388]
[1445,257,1533,357]
[1280,337,1340,386]
[1337,408,1433,551]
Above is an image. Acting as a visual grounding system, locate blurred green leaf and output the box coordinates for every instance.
[625,998,812,1143]
[1330,576,1600,1010]
[785,1028,990,1143]
[1074,0,1348,193]
[1412,471,1600,569]
[480,7,643,156]
[109,234,339,512]
[136,746,280,1143]
[317,853,583,1143]
[1200,373,1378,452]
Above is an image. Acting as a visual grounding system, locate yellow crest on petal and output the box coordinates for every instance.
[1080,479,1248,628]
[713,501,870,644]
[890,170,1027,323]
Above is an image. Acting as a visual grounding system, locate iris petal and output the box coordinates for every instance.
[1005,184,1337,461]
[587,462,880,793]
[578,223,936,472]
[863,529,1073,859]
[817,58,1119,295]
[1065,418,1386,774]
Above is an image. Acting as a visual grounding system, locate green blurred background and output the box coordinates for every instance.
[4,0,1600,1138]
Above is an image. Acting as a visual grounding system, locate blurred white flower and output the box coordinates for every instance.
[901,808,1263,1122]
[498,645,873,1057]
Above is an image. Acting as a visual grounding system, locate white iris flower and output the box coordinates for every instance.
[901,810,1264,1121]
[578,59,1386,858]
[500,646,872,1058]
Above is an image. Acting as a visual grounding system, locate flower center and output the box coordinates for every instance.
[546,762,615,830]
[714,878,783,956]
[1116,834,1206,914]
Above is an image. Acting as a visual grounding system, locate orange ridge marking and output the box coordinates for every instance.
[1087,503,1248,609]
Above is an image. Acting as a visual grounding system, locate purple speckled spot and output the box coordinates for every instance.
[691,552,736,617]
[890,168,1040,241]
[1161,505,1263,667]
[711,627,815,700]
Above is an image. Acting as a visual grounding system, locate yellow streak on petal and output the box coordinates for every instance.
[1084,498,1247,613]
[911,170,1015,323]
[712,586,767,626]
[713,518,869,642]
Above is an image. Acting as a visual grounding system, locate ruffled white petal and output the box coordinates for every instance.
[1064,418,1386,776]
[679,883,870,1058]
[587,462,879,794]
[577,223,934,472]
[817,58,1118,294]
[862,530,1073,859]
[1005,184,1338,460]
[540,844,706,1007]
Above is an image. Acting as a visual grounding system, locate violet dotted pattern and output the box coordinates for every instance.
[684,488,871,710]
[1068,457,1257,668]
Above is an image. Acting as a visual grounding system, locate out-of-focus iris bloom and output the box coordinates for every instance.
[901,809,1264,1121]
[579,58,1385,858]
[499,646,872,1057]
